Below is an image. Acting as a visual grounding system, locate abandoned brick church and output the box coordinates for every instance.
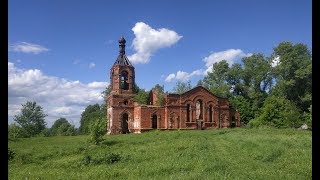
[106,36,240,135]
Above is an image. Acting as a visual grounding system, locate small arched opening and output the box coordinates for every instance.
[122,113,129,134]
[120,71,129,90]
[152,114,157,129]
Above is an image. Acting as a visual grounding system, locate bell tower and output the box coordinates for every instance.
[110,36,135,95]
[107,36,135,135]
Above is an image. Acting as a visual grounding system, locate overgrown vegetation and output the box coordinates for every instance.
[201,42,312,128]
[88,117,106,145]
[8,129,311,179]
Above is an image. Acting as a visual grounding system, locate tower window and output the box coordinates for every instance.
[120,71,129,90]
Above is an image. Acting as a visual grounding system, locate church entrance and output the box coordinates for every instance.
[152,114,157,129]
[122,113,129,134]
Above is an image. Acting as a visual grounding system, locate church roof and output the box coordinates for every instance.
[114,54,132,66]
[114,36,133,66]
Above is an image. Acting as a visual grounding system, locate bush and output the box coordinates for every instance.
[8,148,15,161]
[302,105,312,129]
[88,117,106,145]
[106,153,121,164]
[249,96,301,128]
[8,123,29,138]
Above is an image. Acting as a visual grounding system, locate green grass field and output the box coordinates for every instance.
[8,128,311,179]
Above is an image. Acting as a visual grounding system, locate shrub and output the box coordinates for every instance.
[106,153,121,164]
[88,117,106,145]
[249,96,301,128]
[8,148,15,161]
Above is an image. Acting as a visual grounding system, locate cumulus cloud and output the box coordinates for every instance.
[10,42,49,54]
[203,49,252,74]
[165,69,203,82]
[128,22,182,64]
[8,62,109,127]
[89,62,96,69]
[165,49,252,82]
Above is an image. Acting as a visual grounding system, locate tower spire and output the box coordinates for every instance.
[114,36,132,66]
[119,35,126,55]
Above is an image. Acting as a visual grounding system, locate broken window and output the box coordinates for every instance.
[120,71,129,90]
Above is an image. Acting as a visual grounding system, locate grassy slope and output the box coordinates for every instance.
[9,128,311,179]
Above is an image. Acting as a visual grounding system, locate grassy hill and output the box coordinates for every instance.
[8,128,311,179]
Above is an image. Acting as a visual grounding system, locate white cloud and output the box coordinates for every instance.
[165,73,176,82]
[203,49,252,74]
[8,62,109,127]
[89,62,96,68]
[271,56,280,67]
[10,42,49,54]
[165,70,203,82]
[165,49,252,82]
[128,22,182,64]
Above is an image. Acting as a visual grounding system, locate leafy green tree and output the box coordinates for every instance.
[302,105,312,129]
[89,117,106,145]
[152,84,164,94]
[241,54,272,115]
[134,89,149,104]
[79,104,105,134]
[102,84,111,99]
[8,123,28,139]
[50,118,69,135]
[249,96,301,128]
[230,96,254,125]
[151,84,165,106]
[56,123,76,136]
[173,80,192,94]
[13,101,47,137]
[203,60,231,98]
[196,79,203,86]
[270,42,312,112]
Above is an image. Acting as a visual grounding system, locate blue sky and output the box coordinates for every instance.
[8,0,312,127]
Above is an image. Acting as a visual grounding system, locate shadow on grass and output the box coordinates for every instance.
[101,140,119,146]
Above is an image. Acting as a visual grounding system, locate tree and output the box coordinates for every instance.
[51,118,69,135]
[173,80,192,94]
[249,96,301,128]
[203,60,231,98]
[51,118,75,136]
[8,123,28,139]
[79,104,105,134]
[241,54,272,115]
[270,42,312,112]
[13,101,47,137]
[88,117,106,145]
[230,96,254,125]
[151,84,165,106]
[133,89,149,104]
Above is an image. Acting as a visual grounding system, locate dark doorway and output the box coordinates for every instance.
[122,113,129,134]
[152,114,157,129]
[231,116,236,128]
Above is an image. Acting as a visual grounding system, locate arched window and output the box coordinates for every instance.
[122,113,129,134]
[186,104,190,122]
[120,71,129,90]
[209,105,213,122]
[152,114,157,129]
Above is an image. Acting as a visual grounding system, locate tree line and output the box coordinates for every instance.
[8,41,312,139]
